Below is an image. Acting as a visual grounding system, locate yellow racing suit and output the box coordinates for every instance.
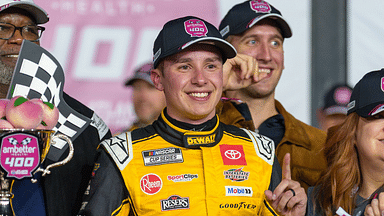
[78,111,282,215]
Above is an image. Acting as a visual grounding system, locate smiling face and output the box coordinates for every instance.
[0,8,39,97]
[228,18,284,99]
[151,43,223,124]
[356,111,384,173]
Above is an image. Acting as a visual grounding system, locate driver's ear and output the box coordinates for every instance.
[151,68,164,91]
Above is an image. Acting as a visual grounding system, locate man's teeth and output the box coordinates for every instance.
[189,92,208,98]
[4,55,18,58]
[259,68,271,74]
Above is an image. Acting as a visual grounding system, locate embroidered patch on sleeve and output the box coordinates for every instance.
[241,129,274,165]
[101,132,133,170]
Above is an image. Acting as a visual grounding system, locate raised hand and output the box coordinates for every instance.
[364,192,384,216]
[222,53,268,91]
[265,153,307,216]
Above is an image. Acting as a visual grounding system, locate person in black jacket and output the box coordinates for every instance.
[0,0,111,215]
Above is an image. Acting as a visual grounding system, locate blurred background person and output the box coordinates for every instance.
[317,84,353,132]
[124,62,166,131]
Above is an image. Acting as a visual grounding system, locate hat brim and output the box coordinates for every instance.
[181,37,237,62]
[4,2,49,24]
[248,13,292,38]
[355,102,384,118]
[324,106,348,116]
[125,78,154,87]
[125,78,136,86]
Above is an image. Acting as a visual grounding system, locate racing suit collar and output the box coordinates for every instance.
[153,109,223,149]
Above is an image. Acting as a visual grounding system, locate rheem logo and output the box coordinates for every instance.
[140,173,162,195]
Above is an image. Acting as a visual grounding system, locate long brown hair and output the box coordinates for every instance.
[313,112,361,215]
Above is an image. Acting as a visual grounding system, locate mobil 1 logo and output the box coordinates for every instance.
[225,186,253,197]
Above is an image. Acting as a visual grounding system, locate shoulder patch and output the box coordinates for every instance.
[241,129,274,165]
[101,132,133,170]
[90,112,109,140]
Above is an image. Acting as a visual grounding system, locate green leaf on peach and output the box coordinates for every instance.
[43,102,54,109]
[14,97,28,107]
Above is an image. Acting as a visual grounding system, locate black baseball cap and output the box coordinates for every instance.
[153,16,237,69]
[125,62,154,86]
[322,84,353,116]
[219,0,292,39]
[347,69,384,117]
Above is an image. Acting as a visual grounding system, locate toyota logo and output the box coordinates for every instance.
[224,150,242,160]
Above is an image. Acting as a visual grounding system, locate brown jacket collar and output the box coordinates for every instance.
[217,99,326,151]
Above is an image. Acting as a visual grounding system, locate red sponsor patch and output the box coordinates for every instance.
[219,145,247,165]
[140,173,163,195]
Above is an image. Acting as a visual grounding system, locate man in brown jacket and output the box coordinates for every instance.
[218,0,326,191]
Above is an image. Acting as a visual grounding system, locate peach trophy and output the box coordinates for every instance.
[0,96,73,215]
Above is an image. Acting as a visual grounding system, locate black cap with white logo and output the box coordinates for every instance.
[219,0,292,39]
[153,16,237,69]
[348,68,384,117]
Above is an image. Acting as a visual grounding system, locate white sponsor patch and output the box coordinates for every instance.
[91,112,109,140]
[225,186,253,197]
[142,147,183,166]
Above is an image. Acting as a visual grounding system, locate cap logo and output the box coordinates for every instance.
[184,19,208,37]
[334,87,352,105]
[138,63,152,73]
[381,77,384,92]
[250,0,271,13]
[0,4,10,11]
[347,100,355,111]
[136,63,153,77]
[220,25,230,37]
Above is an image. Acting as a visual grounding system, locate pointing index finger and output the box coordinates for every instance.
[282,153,291,180]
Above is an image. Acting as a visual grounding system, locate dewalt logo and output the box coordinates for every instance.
[186,134,216,145]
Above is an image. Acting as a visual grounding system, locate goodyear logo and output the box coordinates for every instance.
[186,134,216,145]
[219,202,256,210]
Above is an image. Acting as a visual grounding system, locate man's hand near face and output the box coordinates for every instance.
[222,53,269,92]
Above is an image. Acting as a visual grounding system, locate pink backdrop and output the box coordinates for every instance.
[35,0,219,134]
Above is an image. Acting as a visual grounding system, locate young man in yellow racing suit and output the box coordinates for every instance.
[78,16,307,216]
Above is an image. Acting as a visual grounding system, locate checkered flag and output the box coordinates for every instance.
[6,40,91,146]
[8,138,18,145]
